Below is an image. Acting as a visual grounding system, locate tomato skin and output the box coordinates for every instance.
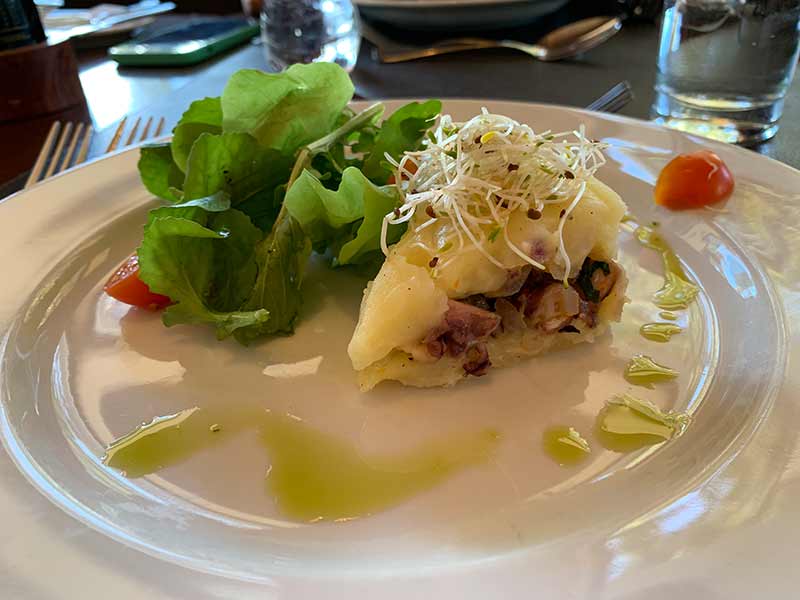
[654,150,734,210]
[104,253,171,310]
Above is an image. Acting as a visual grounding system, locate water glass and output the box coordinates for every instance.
[653,0,800,144]
[261,0,361,73]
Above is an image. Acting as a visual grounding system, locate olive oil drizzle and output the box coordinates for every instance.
[103,407,208,478]
[539,219,696,462]
[542,426,591,467]
[624,354,678,388]
[595,394,690,452]
[640,322,682,342]
[103,408,500,522]
[261,412,500,522]
[634,225,699,310]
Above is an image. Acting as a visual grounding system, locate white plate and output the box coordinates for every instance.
[0,100,797,599]
[355,0,569,30]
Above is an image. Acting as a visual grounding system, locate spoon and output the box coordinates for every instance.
[373,16,622,64]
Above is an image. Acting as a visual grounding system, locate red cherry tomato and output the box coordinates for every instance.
[104,253,171,310]
[654,150,734,210]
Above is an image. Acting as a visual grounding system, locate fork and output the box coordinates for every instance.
[25,121,93,189]
[24,115,166,189]
[105,115,166,154]
[370,17,622,64]
[584,81,633,114]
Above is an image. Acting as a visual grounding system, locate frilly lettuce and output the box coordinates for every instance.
[171,97,222,172]
[284,167,405,267]
[221,65,354,154]
[359,100,441,184]
[137,193,270,339]
[134,62,440,345]
[181,132,292,231]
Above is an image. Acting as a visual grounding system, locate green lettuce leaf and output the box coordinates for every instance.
[181,132,293,231]
[360,100,442,184]
[220,64,354,155]
[284,167,405,266]
[171,97,223,172]
[233,211,311,345]
[138,192,311,343]
[138,143,184,202]
[138,193,270,339]
[133,64,443,347]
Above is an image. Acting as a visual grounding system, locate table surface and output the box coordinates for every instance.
[3,4,800,197]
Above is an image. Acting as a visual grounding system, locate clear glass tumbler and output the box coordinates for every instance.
[261,0,361,73]
[652,0,800,144]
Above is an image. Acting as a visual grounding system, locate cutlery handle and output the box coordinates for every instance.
[380,39,499,63]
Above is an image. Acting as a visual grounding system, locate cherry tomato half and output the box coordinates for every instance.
[104,253,171,310]
[654,150,734,210]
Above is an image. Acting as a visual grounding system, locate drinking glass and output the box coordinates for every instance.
[261,0,361,72]
[652,0,800,144]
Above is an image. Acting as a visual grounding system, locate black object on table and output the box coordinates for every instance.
[0,0,46,50]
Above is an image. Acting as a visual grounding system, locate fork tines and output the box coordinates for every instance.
[25,114,168,190]
[107,115,166,153]
[584,81,634,114]
[25,121,92,189]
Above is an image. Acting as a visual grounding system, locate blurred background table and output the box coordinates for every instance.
[3,0,800,198]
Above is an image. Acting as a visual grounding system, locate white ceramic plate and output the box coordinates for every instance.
[0,100,797,599]
[355,0,569,30]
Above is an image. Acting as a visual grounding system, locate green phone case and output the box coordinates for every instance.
[108,23,259,67]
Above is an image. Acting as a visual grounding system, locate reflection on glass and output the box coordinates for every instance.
[261,0,360,72]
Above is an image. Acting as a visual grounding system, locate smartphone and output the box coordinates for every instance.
[109,17,259,67]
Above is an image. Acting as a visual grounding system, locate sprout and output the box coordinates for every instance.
[381,110,607,282]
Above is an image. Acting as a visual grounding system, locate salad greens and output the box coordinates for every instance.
[138,194,269,339]
[221,67,354,152]
[170,97,222,172]
[134,63,440,343]
[138,144,184,202]
[284,167,405,268]
[358,99,442,185]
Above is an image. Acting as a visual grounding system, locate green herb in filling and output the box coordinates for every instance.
[575,258,610,302]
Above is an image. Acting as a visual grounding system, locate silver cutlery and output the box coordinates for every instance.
[25,115,165,189]
[25,122,92,189]
[584,81,634,114]
[364,16,622,64]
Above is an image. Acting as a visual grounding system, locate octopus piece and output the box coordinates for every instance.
[528,284,581,333]
[463,343,491,376]
[424,299,501,358]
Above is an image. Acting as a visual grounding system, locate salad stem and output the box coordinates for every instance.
[287,103,385,190]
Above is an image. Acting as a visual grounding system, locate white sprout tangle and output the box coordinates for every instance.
[379,109,608,283]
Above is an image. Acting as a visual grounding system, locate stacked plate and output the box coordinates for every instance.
[354,0,570,30]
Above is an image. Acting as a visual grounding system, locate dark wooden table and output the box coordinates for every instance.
[3,6,800,198]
